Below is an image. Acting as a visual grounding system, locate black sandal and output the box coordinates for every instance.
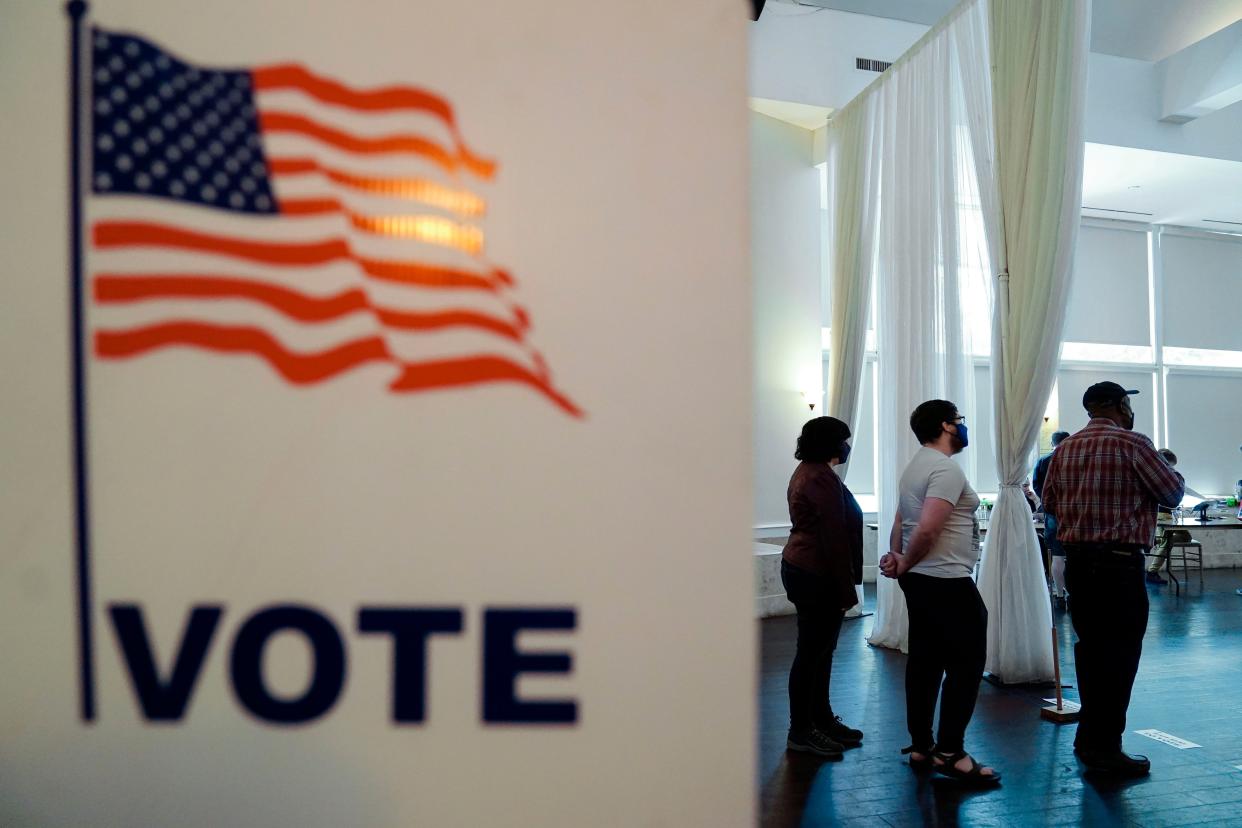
[901,745,937,771]
[932,750,1002,787]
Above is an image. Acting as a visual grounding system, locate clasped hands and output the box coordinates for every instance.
[878,550,909,579]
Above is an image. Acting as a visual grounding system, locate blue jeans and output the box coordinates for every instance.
[1045,514,1065,557]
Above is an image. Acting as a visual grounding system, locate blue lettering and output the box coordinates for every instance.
[109,603,222,721]
[358,608,463,723]
[230,605,345,724]
[483,608,577,724]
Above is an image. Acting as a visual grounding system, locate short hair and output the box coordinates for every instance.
[1051,431,1070,446]
[909,399,958,446]
[1158,448,1177,466]
[795,416,851,463]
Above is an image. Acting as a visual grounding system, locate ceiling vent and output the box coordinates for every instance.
[856,57,892,73]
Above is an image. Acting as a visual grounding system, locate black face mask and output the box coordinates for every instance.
[1119,400,1135,431]
[837,442,851,464]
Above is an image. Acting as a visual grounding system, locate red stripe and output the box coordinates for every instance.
[260,111,471,177]
[390,356,583,418]
[93,221,507,291]
[268,156,487,218]
[277,197,483,254]
[252,64,496,178]
[268,157,318,175]
[279,197,341,215]
[96,322,390,384]
[95,321,583,416]
[94,273,527,340]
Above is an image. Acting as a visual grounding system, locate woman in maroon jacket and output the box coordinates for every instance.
[782,416,865,759]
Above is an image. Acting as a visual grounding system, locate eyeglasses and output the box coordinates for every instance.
[949,416,966,425]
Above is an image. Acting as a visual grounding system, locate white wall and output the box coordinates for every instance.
[751,10,1242,165]
[1085,52,1242,163]
[751,112,823,528]
[749,6,927,109]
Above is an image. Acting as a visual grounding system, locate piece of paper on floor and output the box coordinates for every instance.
[1043,699,1081,712]
[1134,729,1201,749]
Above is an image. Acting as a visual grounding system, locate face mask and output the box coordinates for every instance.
[954,422,970,449]
[837,442,851,464]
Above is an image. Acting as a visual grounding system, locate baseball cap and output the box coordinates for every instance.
[1082,381,1139,408]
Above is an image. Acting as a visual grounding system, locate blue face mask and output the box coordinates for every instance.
[954,422,969,449]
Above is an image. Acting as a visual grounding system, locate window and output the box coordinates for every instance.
[1165,373,1242,496]
[824,203,1242,506]
[1043,221,1242,497]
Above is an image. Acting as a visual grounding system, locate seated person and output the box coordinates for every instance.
[1146,449,1203,584]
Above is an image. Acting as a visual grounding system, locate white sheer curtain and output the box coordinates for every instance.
[825,96,883,617]
[825,0,1088,664]
[836,0,992,652]
[975,0,1091,683]
[825,98,879,439]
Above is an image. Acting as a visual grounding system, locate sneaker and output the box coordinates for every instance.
[819,715,863,745]
[787,728,844,758]
[1146,572,1167,584]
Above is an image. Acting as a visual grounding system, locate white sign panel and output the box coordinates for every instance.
[1134,729,1203,750]
[0,0,754,824]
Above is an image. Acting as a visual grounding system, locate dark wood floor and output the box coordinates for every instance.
[758,570,1242,827]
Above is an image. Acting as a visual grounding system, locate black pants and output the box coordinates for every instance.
[898,572,987,754]
[782,560,846,734]
[1064,545,1149,752]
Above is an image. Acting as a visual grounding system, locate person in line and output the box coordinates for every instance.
[1021,481,1039,513]
[1042,382,1184,777]
[1145,449,1202,584]
[879,400,1000,787]
[1034,431,1071,607]
[781,416,865,759]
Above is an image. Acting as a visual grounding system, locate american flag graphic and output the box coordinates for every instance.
[87,27,581,417]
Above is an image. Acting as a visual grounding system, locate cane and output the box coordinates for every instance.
[1041,616,1079,722]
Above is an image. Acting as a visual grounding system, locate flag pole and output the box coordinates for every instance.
[66,0,95,723]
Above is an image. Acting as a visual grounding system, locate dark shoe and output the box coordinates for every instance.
[932,750,1002,787]
[787,728,844,758]
[1074,747,1151,777]
[1146,572,1167,584]
[820,715,863,745]
[901,745,936,770]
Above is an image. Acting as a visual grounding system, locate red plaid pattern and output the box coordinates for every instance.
[1042,418,1184,546]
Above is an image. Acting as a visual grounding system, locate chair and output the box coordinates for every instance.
[1165,537,1203,595]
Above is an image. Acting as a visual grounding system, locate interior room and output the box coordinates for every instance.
[750,1,1242,824]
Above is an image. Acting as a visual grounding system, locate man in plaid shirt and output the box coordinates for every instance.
[1043,381,1184,778]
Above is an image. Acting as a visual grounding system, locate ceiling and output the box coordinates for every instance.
[1081,142,1242,231]
[786,0,1242,61]
[749,97,834,129]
